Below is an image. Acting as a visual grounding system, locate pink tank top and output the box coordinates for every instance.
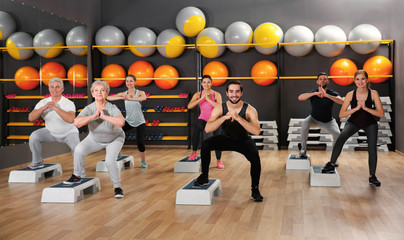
[198,90,216,121]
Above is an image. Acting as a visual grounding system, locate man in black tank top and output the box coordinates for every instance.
[193,80,263,202]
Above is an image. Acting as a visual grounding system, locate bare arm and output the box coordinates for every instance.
[204,91,222,108]
[187,92,203,109]
[298,91,320,101]
[124,90,147,102]
[74,110,100,128]
[107,91,126,101]
[205,105,226,133]
[321,87,344,105]
[99,111,125,127]
[28,107,46,122]
[339,91,358,119]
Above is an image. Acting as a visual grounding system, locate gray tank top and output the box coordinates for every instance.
[124,90,146,127]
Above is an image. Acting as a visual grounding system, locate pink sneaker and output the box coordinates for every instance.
[188,152,197,160]
[216,160,224,169]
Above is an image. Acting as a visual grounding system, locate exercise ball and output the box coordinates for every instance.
[68,64,87,88]
[157,29,185,58]
[40,62,66,86]
[33,29,65,58]
[225,21,253,53]
[154,65,179,89]
[284,25,314,57]
[66,26,88,56]
[253,22,283,55]
[251,60,277,86]
[15,66,40,90]
[101,64,126,88]
[0,11,17,40]
[128,60,154,87]
[363,56,392,83]
[203,61,228,86]
[95,25,125,56]
[329,58,357,86]
[348,24,382,54]
[128,27,156,57]
[196,27,225,58]
[176,6,206,37]
[314,25,346,57]
[6,32,34,60]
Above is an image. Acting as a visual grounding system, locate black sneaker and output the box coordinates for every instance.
[334,161,339,167]
[114,188,124,198]
[251,187,263,202]
[322,162,335,173]
[369,175,381,187]
[63,174,81,185]
[193,174,209,187]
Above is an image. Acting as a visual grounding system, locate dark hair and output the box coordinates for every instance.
[354,69,370,89]
[126,74,136,81]
[202,75,212,81]
[226,80,243,92]
[317,72,328,79]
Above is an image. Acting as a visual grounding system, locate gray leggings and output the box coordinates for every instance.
[300,115,340,151]
[330,122,378,176]
[74,135,124,188]
[29,128,80,164]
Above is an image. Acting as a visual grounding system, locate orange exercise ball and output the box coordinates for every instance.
[330,58,357,86]
[363,55,392,83]
[128,60,154,87]
[251,60,277,86]
[202,61,228,86]
[68,64,87,88]
[101,64,126,88]
[15,66,40,90]
[39,62,66,86]
[154,65,179,90]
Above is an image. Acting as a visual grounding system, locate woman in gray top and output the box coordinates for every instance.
[108,74,148,168]
[63,80,126,198]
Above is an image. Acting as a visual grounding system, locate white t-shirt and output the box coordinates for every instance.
[34,96,79,138]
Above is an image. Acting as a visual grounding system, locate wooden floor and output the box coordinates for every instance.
[1,147,404,240]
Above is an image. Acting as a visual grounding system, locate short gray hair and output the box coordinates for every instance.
[90,80,110,94]
[49,78,64,88]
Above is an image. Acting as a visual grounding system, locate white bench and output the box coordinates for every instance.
[174,156,201,173]
[286,154,310,170]
[310,166,341,187]
[176,179,222,205]
[41,177,101,203]
[8,164,62,183]
[96,156,134,172]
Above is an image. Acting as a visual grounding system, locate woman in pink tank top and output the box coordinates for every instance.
[187,75,224,168]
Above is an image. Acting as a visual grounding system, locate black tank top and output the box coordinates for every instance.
[348,89,377,129]
[221,102,250,140]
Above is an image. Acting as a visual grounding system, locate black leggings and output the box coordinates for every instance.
[192,119,222,159]
[201,135,261,187]
[330,122,378,176]
[123,122,146,152]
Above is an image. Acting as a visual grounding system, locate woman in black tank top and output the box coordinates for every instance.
[322,70,385,187]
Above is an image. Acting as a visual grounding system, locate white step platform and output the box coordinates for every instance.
[255,143,278,150]
[310,166,341,187]
[286,154,310,170]
[251,135,278,143]
[8,164,62,183]
[343,143,389,152]
[346,136,391,145]
[41,177,101,203]
[96,156,134,172]
[174,156,201,173]
[260,129,278,136]
[340,121,390,130]
[176,179,222,205]
[259,121,277,129]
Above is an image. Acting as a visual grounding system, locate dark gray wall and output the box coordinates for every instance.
[1,0,403,157]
